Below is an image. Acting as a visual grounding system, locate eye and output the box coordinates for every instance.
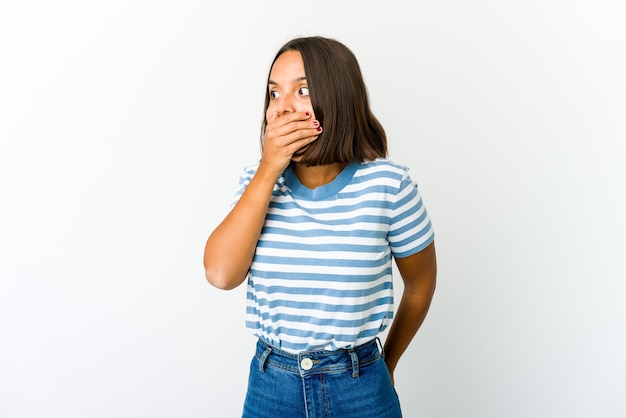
[298,87,310,96]
[269,90,280,99]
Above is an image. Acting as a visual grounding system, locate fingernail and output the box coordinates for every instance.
[305,112,310,117]
[317,126,322,132]
[313,120,319,127]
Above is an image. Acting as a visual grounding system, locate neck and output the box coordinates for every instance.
[293,162,347,189]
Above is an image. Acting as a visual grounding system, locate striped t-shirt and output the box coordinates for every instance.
[233,158,434,353]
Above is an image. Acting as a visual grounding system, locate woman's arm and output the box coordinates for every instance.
[383,241,437,383]
[203,165,280,290]
[203,111,320,290]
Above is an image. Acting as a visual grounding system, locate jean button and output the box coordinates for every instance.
[300,358,313,370]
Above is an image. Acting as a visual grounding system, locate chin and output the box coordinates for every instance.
[292,147,309,162]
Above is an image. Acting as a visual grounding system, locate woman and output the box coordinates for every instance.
[204,36,437,418]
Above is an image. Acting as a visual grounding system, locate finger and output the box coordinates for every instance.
[268,120,321,143]
[267,111,278,124]
[285,128,321,153]
[268,111,312,127]
[284,125,322,147]
[292,143,312,158]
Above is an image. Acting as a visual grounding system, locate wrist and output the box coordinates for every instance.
[255,161,284,183]
[257,159,287,180]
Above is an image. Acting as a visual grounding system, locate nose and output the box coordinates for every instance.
[276,94,296,116]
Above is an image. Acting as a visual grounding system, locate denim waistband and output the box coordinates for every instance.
[255,338,383,378]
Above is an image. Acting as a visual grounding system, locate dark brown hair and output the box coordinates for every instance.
[261,36,387,166]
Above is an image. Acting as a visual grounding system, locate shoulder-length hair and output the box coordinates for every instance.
[261,36,387,166]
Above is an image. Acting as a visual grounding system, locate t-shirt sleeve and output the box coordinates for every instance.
[230,165,258,208]
[388,169,435,258]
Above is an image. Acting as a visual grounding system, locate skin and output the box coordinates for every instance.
[203,51,323,290]
[203,50,437,384]
[384,241,437,384]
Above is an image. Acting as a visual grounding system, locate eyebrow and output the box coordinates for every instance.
[268,76,307,86]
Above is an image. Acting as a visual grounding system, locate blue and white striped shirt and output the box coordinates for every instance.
[233,158,434,353]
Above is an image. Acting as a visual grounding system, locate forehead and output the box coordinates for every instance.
[269,50,305,82]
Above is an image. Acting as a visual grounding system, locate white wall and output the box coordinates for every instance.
[1,1,625,417]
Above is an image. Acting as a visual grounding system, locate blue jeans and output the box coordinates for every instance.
[242,338,402,418]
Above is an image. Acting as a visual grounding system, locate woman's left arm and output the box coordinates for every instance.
[383,241,437,383]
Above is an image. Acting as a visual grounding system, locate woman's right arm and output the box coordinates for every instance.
[203,165,280,290]
[203,111,320,290]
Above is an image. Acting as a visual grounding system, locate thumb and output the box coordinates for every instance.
[267,111,278,124]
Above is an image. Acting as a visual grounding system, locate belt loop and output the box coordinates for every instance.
[258,345,272,373]
[376,337,385,359]
[349,349,359,378]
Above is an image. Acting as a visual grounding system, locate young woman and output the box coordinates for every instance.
[204,36,437,418]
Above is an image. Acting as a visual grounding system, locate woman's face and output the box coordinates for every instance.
[266,50,315,122]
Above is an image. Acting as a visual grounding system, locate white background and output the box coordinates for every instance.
[1,1,625,417]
